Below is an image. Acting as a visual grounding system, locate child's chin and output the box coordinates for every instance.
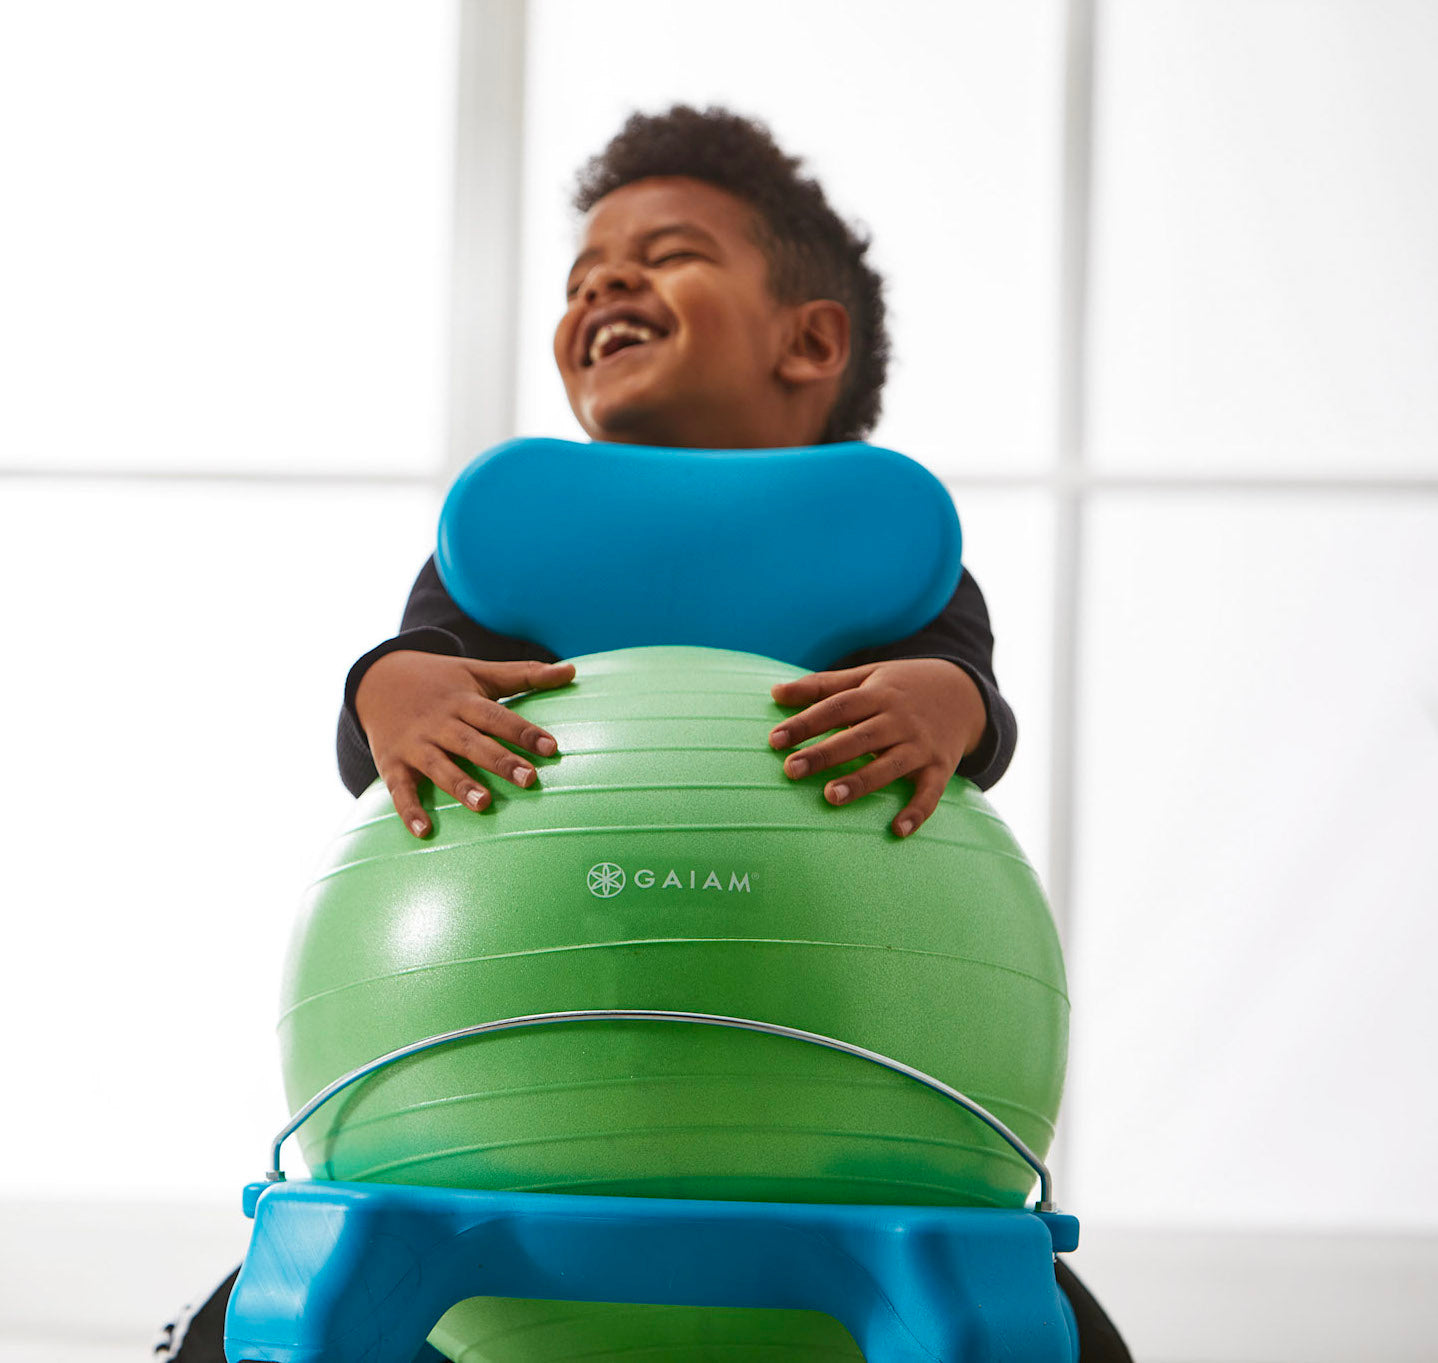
[580,395,683,445]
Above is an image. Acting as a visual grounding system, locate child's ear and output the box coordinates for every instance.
[776,300,850,387]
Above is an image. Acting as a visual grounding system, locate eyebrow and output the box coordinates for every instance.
[567,221,721,281]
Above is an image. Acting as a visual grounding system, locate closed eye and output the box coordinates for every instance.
[565,251,701,299]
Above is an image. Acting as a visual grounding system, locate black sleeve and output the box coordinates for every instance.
[822,569,1017,791]
[338,559,1016,795]
[336,556,559,796]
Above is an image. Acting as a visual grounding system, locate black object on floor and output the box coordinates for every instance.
[153,1267,239,1361]
[1057,1258,1134,1362]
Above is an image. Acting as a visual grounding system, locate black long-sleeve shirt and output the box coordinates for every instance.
[337,555,1017,797]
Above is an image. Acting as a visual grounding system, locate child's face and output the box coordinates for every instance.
[554,176,838,448]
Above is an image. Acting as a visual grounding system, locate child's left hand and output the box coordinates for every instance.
[768,659,988,838]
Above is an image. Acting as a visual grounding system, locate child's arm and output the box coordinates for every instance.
[768,570,1015,838]
[338,556,573,835]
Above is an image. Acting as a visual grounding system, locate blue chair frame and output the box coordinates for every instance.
[228,1011,1080,1363]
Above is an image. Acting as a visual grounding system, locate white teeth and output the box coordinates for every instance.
[588,320,657,366]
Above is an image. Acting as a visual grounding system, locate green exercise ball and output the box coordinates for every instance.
[279,645,1068,1363]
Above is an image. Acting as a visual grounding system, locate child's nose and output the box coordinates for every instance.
[582,260,645,302]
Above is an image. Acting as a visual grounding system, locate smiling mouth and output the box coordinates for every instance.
[586,320,666,367]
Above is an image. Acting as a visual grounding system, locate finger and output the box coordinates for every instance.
[780,715,901,780]
[379,764,432,838]
[466,658,576,700]
[892,767,950,838]
[417,747,506,813]
[458,693,563,757]
[770,664,879,710]
[769,685,888,750]
[430,727,497,810]
[822,743,923,806]
[440,720,539,790]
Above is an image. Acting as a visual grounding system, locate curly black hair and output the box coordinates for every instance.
[572,105,890,444]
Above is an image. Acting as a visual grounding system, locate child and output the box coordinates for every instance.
[159,105,1129,1362]
[338,104,1015,843]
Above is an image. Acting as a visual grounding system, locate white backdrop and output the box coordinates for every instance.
[2,2,1436,1358]
[0,4,458,1210]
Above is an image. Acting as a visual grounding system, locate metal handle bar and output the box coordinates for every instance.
[267,1009,1057,1212]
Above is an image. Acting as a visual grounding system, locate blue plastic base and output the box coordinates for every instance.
[227,1180,1079,1363]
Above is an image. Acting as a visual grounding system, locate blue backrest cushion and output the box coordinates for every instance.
[436,438,962,671]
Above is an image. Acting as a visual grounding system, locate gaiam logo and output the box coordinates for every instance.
[586,862,753,897]
[587,863,626,898]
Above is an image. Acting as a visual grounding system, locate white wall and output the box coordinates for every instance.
[0,7,458,1349]
[4,2,1436,1358]
[1071,0,1438,1233]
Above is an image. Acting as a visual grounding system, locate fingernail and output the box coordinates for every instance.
[788,757,808,778]
[831,783,850,803]
[771,729,790,747]
[410,819,427,836]
[466,790,483,809]
[897,818,913,837]
[536,736,557,756]
[515,766,534,786]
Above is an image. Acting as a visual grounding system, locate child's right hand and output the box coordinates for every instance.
[354,650,576,838]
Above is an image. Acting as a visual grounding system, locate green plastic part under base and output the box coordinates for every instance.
[279,646,1069,1362]
[430,1298,862,1363]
